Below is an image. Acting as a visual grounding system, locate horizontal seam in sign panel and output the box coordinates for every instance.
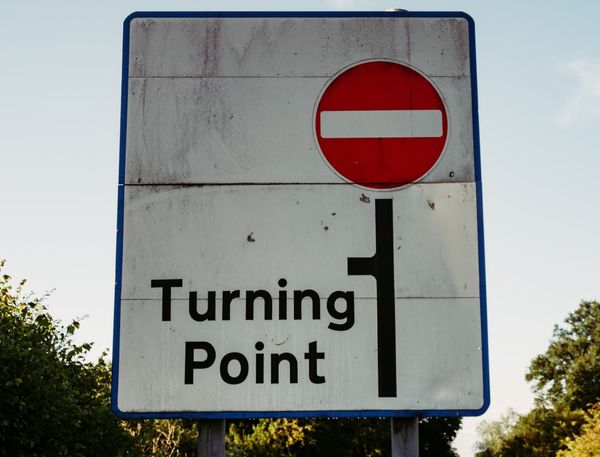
[320,110,443,139]
[122,296,481,301]
[127,75,469,80]
[123,181,475,187]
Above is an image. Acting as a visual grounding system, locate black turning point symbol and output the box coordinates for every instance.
[348,199,397,397]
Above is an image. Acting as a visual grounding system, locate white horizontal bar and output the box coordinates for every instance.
[320,110,443,139]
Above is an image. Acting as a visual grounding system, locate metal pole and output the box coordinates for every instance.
[391,417,419,457]
[197,419,226,457]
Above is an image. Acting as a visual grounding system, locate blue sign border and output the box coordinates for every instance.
[113,10,489,420]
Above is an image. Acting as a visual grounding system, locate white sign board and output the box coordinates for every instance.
[113,12,489,419]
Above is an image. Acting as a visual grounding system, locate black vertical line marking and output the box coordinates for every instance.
[348,199,397,397]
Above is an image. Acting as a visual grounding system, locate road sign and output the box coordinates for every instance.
[113,11,489,419]
[315,60,448,189]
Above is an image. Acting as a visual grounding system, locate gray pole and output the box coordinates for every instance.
[197,419,226,457]
[391,417,419,457]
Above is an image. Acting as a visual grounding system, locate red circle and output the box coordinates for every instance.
[315,61,448,189]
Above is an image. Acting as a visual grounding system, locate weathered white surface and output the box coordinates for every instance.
[128,18,470,78]
[118,182,483,412]
[118,297,482,412]
[121,183,480,300]
[124,75,474,184]
[116,15,485,415]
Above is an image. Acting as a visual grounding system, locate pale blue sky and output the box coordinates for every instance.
[2,1,599,455]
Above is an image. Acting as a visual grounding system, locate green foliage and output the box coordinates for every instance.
[475,409,520,456]
[476,406,583,457]
[475,301,600,457]
[419,416,463,457]
[558,402,600,457]
[226,417,461,457]
[527,301,600,411]
[303,418,390,457]
[125,419,198,457]
[227,418,315,457]
[0,260,134,456]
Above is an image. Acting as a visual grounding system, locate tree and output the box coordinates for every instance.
[475,409,520,457]
[226,417,461,457]
[419,416,462,457]
[476,406,584,457]
[0,260,135,456]
[124,419,198,457]
[558,402,600,457]
[527,301,600,411]
[226,418,315,457]
[475,301,600,457]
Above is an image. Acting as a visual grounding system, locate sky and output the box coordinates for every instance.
[1,1,599,455]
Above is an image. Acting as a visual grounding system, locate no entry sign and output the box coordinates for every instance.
[315,60,448,189]
[113,12,489,419]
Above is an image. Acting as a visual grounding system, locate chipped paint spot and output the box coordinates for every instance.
[274,335,290,346]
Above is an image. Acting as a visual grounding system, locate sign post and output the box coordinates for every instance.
[197,420,225,457]
[392,418,419,457]
[113,11,488,434]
